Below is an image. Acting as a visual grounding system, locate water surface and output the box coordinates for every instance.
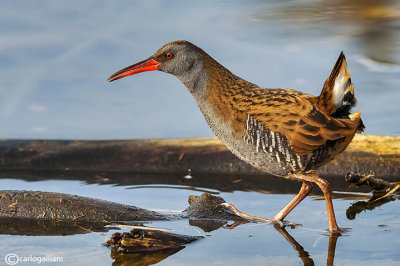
[0,172,399,265]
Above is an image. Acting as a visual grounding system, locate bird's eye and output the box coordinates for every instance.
[165,52,174,59]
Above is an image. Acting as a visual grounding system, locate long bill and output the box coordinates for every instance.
[107,58,160,82]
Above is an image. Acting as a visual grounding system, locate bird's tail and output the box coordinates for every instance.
[318,52,357,117]
[349,111,365,133]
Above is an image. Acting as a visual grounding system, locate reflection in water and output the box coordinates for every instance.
[0,186,346,266]
[106,229,201,266]
[126,185,220,195]
[255,0,400,65]
[274,224,341,266]
[110,248,183,266]
[0,169,380,195]
[345,171,400,219]
[273,224,315,266]
[0,218,109,236]
[0,214,343,266]
[0,216,198,266]
[189,216,341,266]
[189,218,229,232]
[346,194,397,220]
[0,170,398,264]
[327,233,339,266]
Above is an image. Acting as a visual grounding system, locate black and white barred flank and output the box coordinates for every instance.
[243,114,346,173]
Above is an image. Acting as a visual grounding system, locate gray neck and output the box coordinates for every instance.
[176,60,208,99]
[176,58,228,141]
[176,60,216,129]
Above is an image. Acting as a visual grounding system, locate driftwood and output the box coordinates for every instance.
[345,171,400,200]
[0,135,398,178]
[345,171,396,191]
[345,171,400,220]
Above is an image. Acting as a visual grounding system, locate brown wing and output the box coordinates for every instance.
[246,89,359,155]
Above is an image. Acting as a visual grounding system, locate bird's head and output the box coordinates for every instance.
[108,40,204,82]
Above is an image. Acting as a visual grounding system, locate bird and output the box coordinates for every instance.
[108,40,365,233]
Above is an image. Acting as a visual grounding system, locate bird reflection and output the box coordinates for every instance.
[273,224,341,266]
[273,224,315,266]
[189,217,342,266]
[0,210,340,266]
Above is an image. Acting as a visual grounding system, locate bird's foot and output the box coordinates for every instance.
[270,218,301,229]
[328,226,349,236]
[222,220,249,230]
[220,203,271,223]
[220,203,303,229]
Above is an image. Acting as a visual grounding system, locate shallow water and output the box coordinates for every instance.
[0,172,399,265]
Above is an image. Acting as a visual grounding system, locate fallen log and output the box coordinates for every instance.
[0,191,247,224]
[0,190,169,222]
[0,135,398,178]
[345,171,400,200]
[0,190,248,254]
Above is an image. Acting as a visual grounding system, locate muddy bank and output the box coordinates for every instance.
[0,135,398,177]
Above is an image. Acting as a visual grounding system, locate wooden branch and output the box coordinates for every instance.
[345,171,393,191]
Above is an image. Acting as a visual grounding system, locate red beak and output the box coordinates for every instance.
[108,58,160,82]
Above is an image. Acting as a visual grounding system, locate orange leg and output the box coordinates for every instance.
[271,181,313,223]
[314,177,341,233]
